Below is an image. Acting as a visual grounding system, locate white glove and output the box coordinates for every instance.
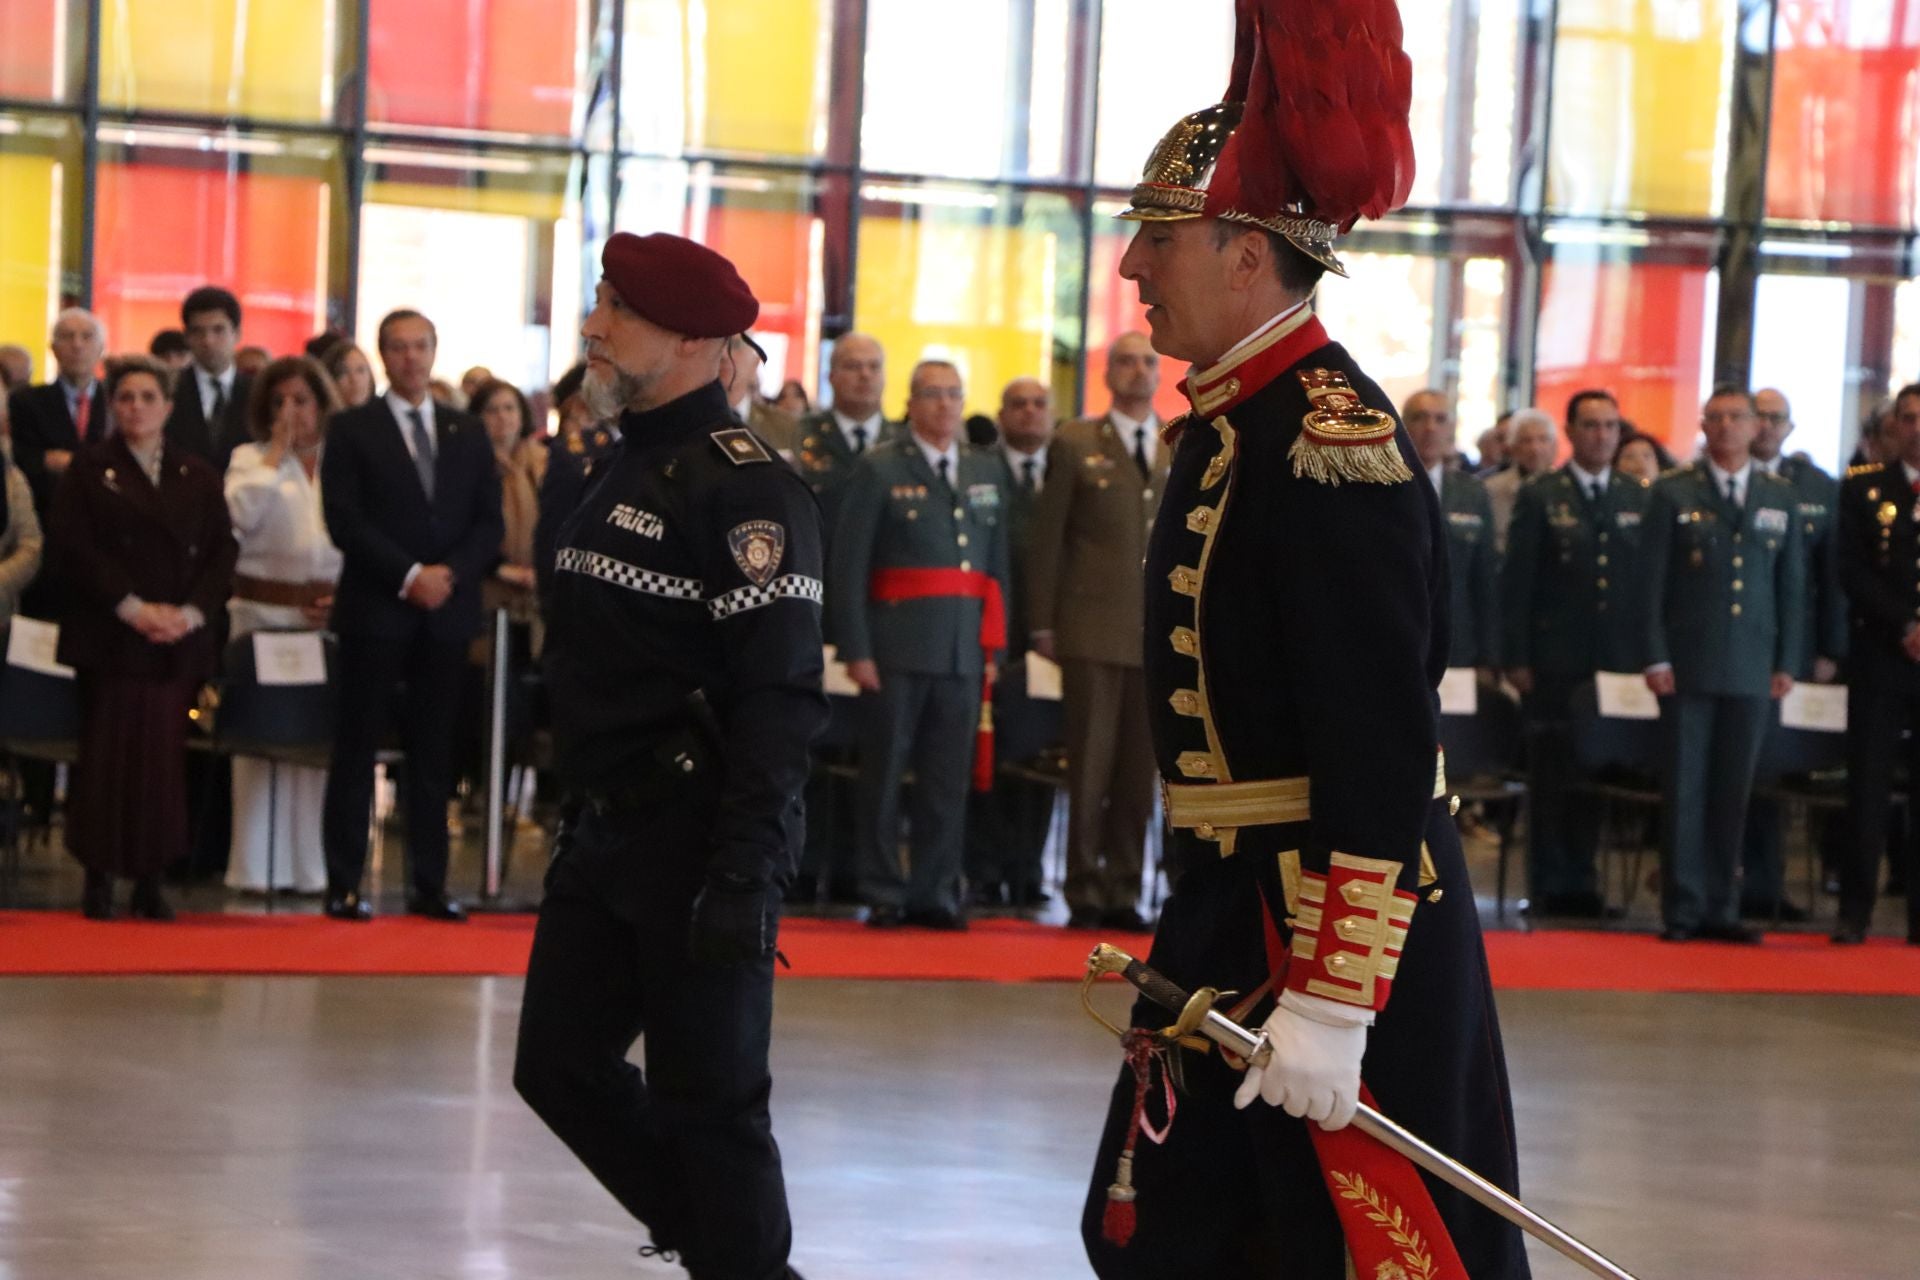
[1232,989,1371,1130]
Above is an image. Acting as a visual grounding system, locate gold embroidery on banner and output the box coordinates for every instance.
[1327,1173,1439,1280]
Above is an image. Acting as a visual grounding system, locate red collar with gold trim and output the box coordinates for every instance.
[1179,312,1330,422]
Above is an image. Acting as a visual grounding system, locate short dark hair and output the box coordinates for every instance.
[149,329,190,359]
[246,356,340,442]
[303,329,347,359]
[1211,222,1330,295]
[1614,429,1675,471]
[181,285,241,330]
[103,354,174,402]
[376,309,436,353]
[1706,384,1757,412]
[469,378,535,439]
[1565,388,1618,426]
[1893,383,1920,415]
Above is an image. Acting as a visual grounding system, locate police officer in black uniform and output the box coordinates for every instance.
[513,232,825,1280]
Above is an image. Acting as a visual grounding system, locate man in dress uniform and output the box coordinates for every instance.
[827,359,1012,931]
[1081,4,1528,1276]
[1741,387,1844,920]
[1832,382,1920,946]
[513,232,824,1280]
[1501,388,1648,918]
[792,333,893,542]
[1029,334,1169,930]
[1406,389,1497,675]
[1640,387,1805,943]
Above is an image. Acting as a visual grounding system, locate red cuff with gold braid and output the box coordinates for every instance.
[1284,852,1417,1014]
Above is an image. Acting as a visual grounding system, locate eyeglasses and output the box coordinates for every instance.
[913,386,965,402]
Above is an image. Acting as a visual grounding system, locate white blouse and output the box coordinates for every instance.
[224,443,343,585]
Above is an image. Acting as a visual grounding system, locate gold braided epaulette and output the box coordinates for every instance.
[1847,462,1880,478]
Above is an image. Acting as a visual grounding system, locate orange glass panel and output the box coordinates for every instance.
[1766,1,1920,227]
[1534,260,1714,455]
[93,163,330,359]
[0,0,71,100]
[367,0,582,136]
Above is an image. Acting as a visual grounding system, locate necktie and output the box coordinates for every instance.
[935,456,952,495]
[1022,458,1038,493]
[210,377,226,423]
[1134,428,1150,476]
[408,408,436,501]
[1725,477,1739,508]
[73,388,94,443]
[852,424,869,455]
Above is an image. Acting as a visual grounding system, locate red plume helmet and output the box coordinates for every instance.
[1118,0,1417,276]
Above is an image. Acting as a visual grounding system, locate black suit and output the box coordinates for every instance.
[8,380,108,620]
[319,395,504,901]
[163,368,252,468]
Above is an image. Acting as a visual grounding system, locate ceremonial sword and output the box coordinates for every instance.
[1085,944,1640,1280]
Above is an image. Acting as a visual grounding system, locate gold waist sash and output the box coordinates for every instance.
[1163,752,1449,854]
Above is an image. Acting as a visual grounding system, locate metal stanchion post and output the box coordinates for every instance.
[473,607,536,912]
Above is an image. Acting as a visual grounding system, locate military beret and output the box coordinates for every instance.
[601,232,759,339]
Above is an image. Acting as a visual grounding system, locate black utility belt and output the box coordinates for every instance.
[576,728,718,815]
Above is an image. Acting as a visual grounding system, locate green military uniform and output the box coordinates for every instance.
[1743,454,1845,913]
[792,411,898,547]
[1499,466,1651,906]
[1640,462,1805,934]
[827,433,1012,919]
[1433,466,1498,668]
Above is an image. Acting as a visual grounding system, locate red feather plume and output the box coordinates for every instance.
[1207,0,1416,232]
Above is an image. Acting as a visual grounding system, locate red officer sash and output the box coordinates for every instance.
[867,568,1006,792]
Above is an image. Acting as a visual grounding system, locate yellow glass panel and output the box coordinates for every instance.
[366,180,565,223]
[694,0,828,154]
[1548,0,1734,216]
[0,153,60,363]
[855,210,1063,419]
[98,0,335,121]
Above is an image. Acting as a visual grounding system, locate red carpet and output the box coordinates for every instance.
[1,911,1917,994]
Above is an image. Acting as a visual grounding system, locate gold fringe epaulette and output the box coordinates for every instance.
[1847,462,1880,478]
[1289,368,1412,487]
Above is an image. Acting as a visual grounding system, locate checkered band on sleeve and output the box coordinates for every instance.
[555,548,704,601]
[708,575,825,620]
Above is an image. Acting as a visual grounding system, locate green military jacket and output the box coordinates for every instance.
[826,434,1013,677]
[1772,455,1846,671]
[1434,467,1498,667]
[988,444,1044,657]
[791,411,901,546]
[1500,466,1652,675]
[1640,463,1807,697]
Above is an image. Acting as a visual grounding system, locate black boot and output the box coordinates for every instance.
[82,870,114,921]
[129,876,175,922]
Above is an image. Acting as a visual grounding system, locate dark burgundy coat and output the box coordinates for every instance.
[50,436,237,681]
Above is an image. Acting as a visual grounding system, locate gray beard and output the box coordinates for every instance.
[582,364,643,421]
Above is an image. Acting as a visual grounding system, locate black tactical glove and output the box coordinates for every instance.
[690,872,779,967]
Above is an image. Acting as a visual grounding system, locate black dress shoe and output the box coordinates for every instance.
[1067,906,1104,930]
[323,892,372,922]
[407,893,468,922]
[1830,922,1868,946]
[905,907,968,932]
[1659,924,1698,943]
[864,905,906,929]
[128,876,175,922]
[1009,883,1052,908]
[1101,907,1153,933]
[1699,921,1763,945]
[81,870,114,921]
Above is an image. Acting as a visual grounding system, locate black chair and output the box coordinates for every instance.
[0,624,82,906]
[210,630,338,910]
[1752,709,1850,925]
[1566,679,1664,918]
[1438,682,1528,920]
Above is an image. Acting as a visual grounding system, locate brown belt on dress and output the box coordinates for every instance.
[233,574,333,609]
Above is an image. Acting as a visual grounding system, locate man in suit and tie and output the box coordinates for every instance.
[1405,389,1497,673]
[829,359,1012,930]
[8,309,108,535]
[1028,332,1168,930]
[320,309,505,922]
[793,333,892,543]
[965,376,1057,907]
[163,286,253,468]
[1485,408,1558,553]
[1641,387,1805,942]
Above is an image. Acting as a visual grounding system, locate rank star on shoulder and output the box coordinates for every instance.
[608,503,666,540]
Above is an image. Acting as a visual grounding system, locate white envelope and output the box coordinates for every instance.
[253,632,327,686]
[5,617,75,679]
[1025,651,1064,702]
[1595,671,1661,721]
[1780,682,1847,734]
[1437,667,1478,716]
[821,644,860,698]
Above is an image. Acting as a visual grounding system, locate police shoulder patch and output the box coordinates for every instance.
[728,520,786,585]
[712,427,772,466]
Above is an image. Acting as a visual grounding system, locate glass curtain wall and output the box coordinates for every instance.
[1,0,1916,451]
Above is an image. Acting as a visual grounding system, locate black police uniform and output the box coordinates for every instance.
[1836,462,1920,943]
[1080,326,1528,1280]
[513,380,827,1280]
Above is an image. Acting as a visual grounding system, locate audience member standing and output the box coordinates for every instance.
[1027,333,1167,929]
[321,341,376,410]
[0,442,43,624]
[1641,388,1805,943]
[319,310,503,923]
[223,357,343,894]
[148,330,192,374]
[829,359,1010,930]
[1406,388,1497,672]
[0,344,31,391]
[51,357,237,920]
[1501,389,1647,918]
[164,286,253,468]
[1833,382,1920,946]
[723,335,798,454]
[9,310,108,550]
[794,333,892,542]
[964,376,1057,909]
[1485,408,1557,552]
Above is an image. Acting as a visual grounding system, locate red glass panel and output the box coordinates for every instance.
[1534,261,1712,457]
[1084,229,1189,423]
[702,204,817,384]
[0,0,65,99]
[366,0,580,136]
[93,163,328,359]
[1767,1,1920,227]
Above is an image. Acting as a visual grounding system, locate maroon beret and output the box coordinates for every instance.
[601,232,759,338]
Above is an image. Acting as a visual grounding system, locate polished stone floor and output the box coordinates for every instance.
[1,976,1915,1279]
